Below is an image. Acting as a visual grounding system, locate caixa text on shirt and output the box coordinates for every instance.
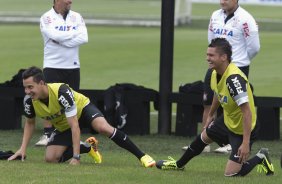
[55,25,77,31]
[212,28,233,37]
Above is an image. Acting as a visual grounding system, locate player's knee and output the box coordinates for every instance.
[201,130,212,144]
[45,155,60,163]
[224,169,246,177]
[224,161,243,177]
[45,157,59,163]
[91,117,114,136]
[224,172,240,177]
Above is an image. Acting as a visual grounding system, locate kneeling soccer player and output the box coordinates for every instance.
[156,38,274,176]
[8,66,155,167]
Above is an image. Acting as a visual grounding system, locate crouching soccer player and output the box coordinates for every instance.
[8,66,155,167]
[156,38,274,176]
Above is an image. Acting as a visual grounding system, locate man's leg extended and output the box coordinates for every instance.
[157,130,212,170]
[91,117,155,167]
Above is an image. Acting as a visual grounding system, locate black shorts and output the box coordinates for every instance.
[47,103,104,147]
[78,103,104,130]
[47,129,73,147]
[43,68,80,90]
[206,115,258,163]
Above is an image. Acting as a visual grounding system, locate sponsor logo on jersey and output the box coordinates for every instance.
[24,102,31,115]
[91,113,99,118]
[217,93,228,104]
[243,23,250,38]
[227,82,235,97]
[231,77,243,94]
[55,25,77,31]
[212,28,233,37]
[59,94,72,109]
[66,89,75,103]
[44,16,52,24]
[220,94,228,104]
[42,109,64,121]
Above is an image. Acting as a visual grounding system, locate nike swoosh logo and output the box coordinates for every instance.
[123,135,127,141]
[92,113,99,118]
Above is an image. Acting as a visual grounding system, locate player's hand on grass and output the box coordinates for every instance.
[8,150,26,161]
[69,158,80,165]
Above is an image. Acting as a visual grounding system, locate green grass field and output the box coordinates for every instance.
[0,25,281,97]
[0,125,281,184]
[0,1,282,183]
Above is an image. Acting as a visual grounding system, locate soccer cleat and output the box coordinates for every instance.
[85,137,102,164]
[35,135,49,146]
[256,148,274,176]
[156,156,184,170]
[182,145,210,153]
[140,154,156,168]
[214,144,232,154]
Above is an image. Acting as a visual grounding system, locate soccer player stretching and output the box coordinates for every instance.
[8,66,155,167]
[157,38,274,176]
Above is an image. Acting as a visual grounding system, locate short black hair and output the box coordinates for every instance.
[208,38,232,62]
[22,66,45,83]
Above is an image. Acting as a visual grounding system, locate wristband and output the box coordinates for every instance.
[73,154,80,160]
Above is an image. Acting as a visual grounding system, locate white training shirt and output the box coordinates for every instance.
[208,6,260,67]
[40,8,88,69]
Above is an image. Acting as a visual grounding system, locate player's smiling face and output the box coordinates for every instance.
[206,47,225,71]
[23,77,45,100]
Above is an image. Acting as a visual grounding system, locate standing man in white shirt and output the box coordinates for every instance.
[182,0,260,153]
[35,0,88,146]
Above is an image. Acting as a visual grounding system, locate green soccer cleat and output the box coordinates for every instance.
[85,137,102,164]
[140,154,156,168]
[156,156,184,170]
[256,148,274,176]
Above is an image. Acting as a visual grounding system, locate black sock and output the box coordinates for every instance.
[110,128,144,159]
[44,127,55,138]
[58,142,91,162]
[234,156,262,176]
[176,135,207,168]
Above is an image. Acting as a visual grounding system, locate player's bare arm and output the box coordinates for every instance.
[8,117,36,161]
[226,73,251,163]
[237,102,252,163]
[58,84,81,165]
[67,115,81,165]
[205,95,220,129]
